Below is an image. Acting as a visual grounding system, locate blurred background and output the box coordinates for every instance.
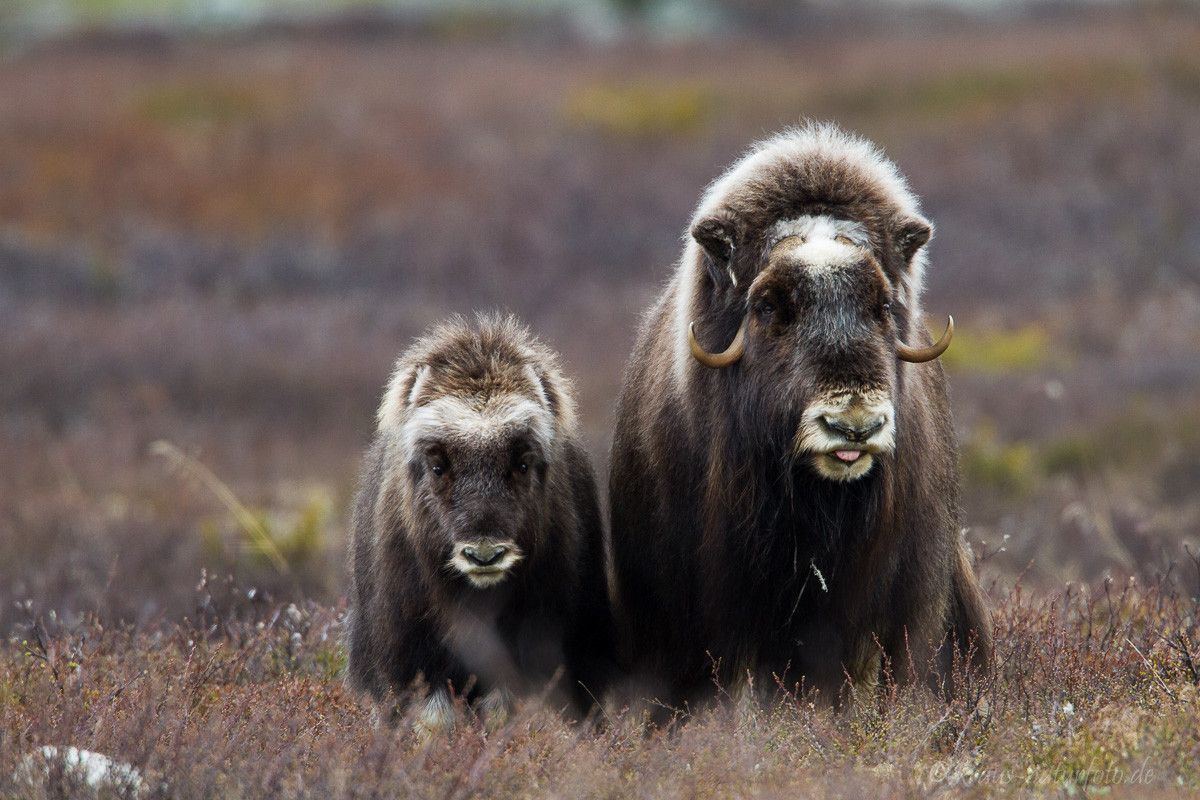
[2,0,1199,634]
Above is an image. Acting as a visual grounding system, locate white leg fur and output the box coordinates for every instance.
[415,688,455,739]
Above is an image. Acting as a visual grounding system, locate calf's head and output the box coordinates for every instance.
[403,392,555,587]
[689,214,951,482]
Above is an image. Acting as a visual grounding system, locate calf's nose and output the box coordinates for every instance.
[462,543,508,567]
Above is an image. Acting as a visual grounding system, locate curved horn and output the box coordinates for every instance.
[896,316,954,363]
[689,319,746,369]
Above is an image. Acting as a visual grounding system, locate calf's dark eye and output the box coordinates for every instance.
[428,452,449,477]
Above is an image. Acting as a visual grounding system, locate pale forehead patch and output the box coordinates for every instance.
[402,395,555,455]
[774,236,860,273]
[766,216,883,279]
[768,215,870,250]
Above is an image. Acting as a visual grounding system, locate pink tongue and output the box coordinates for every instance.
[834,450,862,463]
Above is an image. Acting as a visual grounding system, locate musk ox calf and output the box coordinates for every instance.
[609,122,992,712]
[348,314,612,731]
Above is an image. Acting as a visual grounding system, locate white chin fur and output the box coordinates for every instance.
[461,569,512,588]
[449,549,523,588]
[811,451,876,482]
[795,391,896,483]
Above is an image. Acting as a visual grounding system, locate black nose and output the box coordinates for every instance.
[823,417,885,443]
[462,544,507,567]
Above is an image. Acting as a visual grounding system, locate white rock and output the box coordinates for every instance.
[14,746,146,797]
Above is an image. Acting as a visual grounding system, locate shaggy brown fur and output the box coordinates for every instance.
[348,314,612,730]
[608,122,991,715]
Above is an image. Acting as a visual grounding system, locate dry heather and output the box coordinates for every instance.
[2,561,1199,798]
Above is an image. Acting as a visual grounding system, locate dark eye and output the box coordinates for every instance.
[756,300,776,320]
[882,302,891,314]
[512,451,533,479]
[427,451,448,478]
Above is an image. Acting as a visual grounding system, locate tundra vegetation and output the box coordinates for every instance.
[2,4,1200,796]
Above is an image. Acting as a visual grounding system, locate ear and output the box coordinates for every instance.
[691,211,742,290]
[524,363,559,415]
[524,362,576,437]
[378,362,428,433]
[895,217,932,265]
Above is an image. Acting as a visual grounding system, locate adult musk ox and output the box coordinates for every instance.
[348,314,612,731]
[608,122,992,711]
